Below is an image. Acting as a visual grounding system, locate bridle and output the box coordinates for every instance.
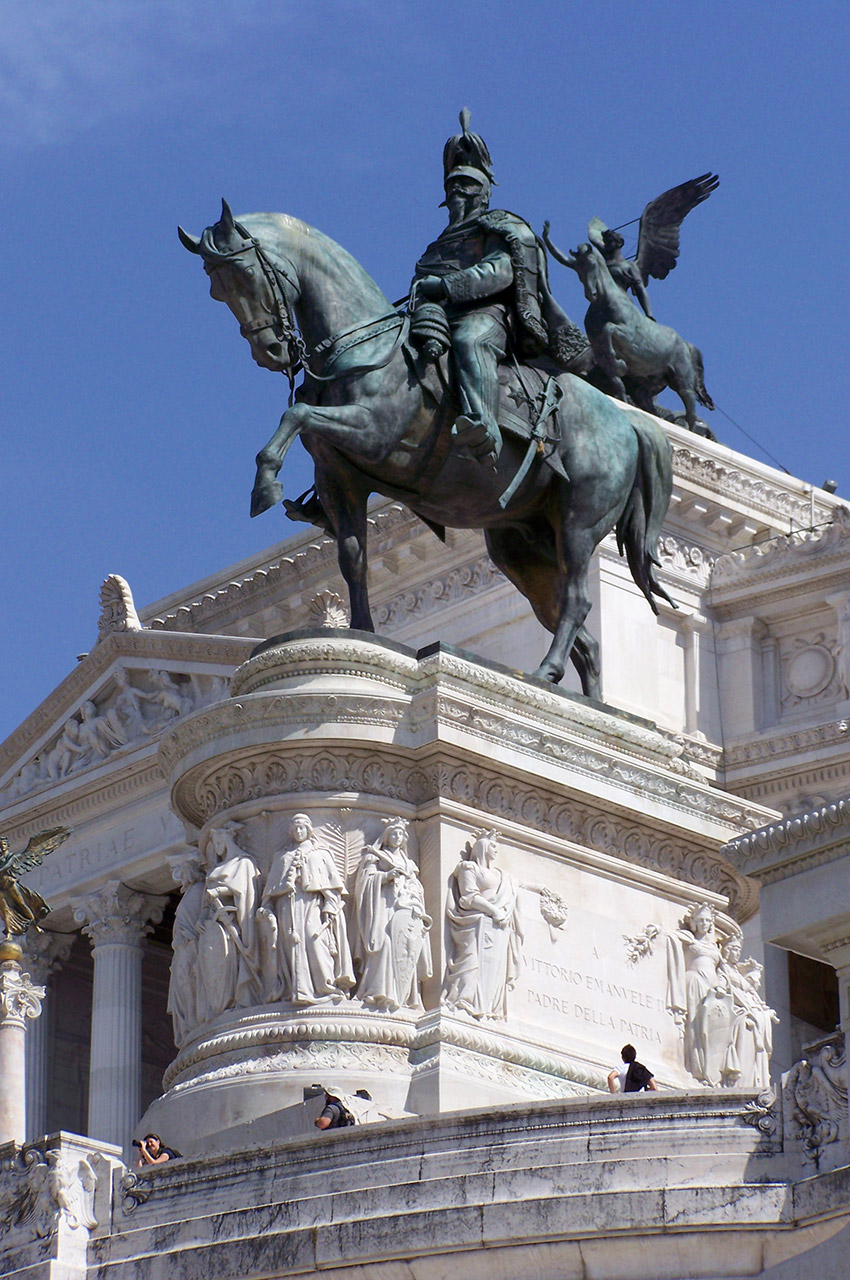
[205,235,307,400]
[206,233,406,403]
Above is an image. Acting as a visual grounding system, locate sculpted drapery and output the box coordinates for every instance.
[196,823,262,1020]
[353,817,432,1010]
[443,830,522,1021]
[258,814,354,1005]
[666,904,778,1088]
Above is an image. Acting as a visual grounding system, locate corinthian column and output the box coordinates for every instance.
[72,882,164,1154]
[20,930,74,1142]
[0,939,45,1146]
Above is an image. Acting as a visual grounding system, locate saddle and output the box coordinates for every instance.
[408,342,571,508]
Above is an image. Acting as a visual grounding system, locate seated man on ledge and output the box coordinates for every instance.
[608,1044,658,1093]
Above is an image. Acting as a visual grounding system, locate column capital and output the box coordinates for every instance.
[0,959,45,1028]
[19,929,75,987]
[71,881,166,949]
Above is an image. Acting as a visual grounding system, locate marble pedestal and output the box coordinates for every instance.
[143,632,778,1152]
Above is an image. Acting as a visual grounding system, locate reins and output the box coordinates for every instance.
[208,234,406,403]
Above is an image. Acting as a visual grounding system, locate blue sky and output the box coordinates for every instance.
[2,1,849,742]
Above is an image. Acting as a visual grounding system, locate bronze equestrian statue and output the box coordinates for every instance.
[179,115,675,694]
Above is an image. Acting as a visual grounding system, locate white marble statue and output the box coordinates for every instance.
[718,934,778,1090]
[666,904,778,1088]
[353,817,432,1010]
[443,829,522,1021]
[167,852,206,1045]
[257,813,354,1005]
[666,903,725,1084]
[196,823,262,1020]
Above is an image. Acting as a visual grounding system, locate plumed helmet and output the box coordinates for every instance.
[442,108,495,188]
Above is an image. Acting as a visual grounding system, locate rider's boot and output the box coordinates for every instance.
[452,415,500,470]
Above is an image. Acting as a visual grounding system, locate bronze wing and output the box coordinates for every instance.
[9,826,71,878]
[634,173,719,283]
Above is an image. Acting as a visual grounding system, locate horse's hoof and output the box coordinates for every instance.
[532,663,563,684]
[250,479,284,517]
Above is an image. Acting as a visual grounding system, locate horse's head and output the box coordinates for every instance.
[178,201,301,374]
[566,242,609,304]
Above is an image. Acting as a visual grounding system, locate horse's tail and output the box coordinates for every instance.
[689,343,715,411]
[616,416,677,615]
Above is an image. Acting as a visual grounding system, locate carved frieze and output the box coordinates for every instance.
[0,668,229,806]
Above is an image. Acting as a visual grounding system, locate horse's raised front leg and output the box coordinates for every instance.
[312,460,374,631]
[252,402,312,517]
[252,401,380,517]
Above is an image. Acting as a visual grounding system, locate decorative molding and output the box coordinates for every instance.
[711,507,850,591]
[671,446,835,530]
[723,798,850,882]
[0,1141,96,1243]
[656,535,715,585]
[374,554,506,629]
[739,1090,777,1136]
[724,720,849,769]
[168,745,755,915]
[784,1034,847,1165]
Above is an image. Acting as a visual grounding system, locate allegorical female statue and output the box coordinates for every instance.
[257,813,354,1005]
[196,823,262,1020]
[443,829,522,1020]
[666,902,725,1084]
[353,817,432,1010]
[718,933,778,1090]
[166,852,206,1045]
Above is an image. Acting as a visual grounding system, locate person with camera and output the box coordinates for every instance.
[134,1132,181,1166]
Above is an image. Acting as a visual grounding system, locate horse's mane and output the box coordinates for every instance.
[236,212,392,311]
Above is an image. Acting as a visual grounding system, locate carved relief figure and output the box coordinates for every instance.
[103,668,155,745]
[46,720,90,781]
[196,823,262,1020]
[443,829,522,1020]
[147,670,194,723]
[718,935,778,1091]
[666,905,778,1088]
[353,817,432,1010]
[258,813,354,1005]
[167,852,206,1044]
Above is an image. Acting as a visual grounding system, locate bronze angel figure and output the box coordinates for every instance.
[0,827,69,937]
[582,172,719,320]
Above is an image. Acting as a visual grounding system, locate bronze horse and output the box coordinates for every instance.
[179,202,674,694]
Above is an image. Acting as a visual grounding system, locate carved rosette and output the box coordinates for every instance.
[0,963,45,1029]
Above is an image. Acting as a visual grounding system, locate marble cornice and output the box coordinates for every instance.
[0,631,252,788]
[711,510,850,598]
[724,720,850,771]
[0,758,166,848]
[722,797,850,883]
